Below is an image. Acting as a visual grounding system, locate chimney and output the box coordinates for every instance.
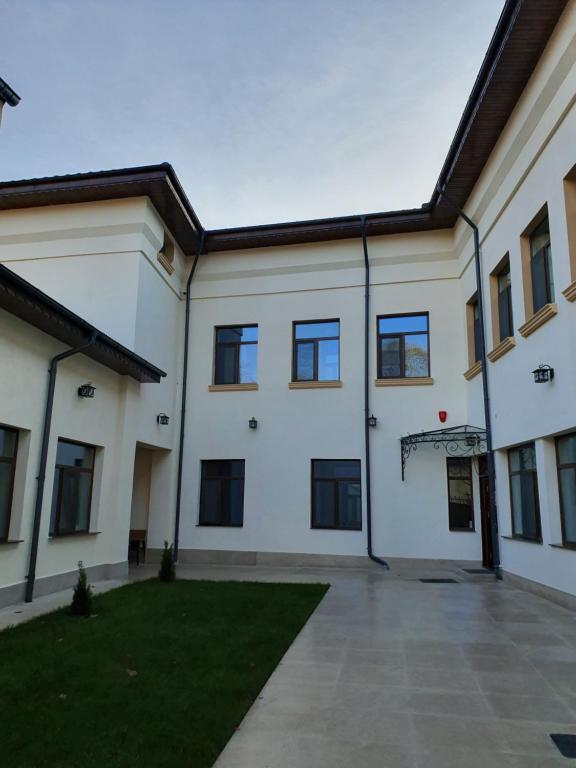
[0,77,21,127]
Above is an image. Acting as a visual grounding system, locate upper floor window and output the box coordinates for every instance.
[466,295,482,366]
[508,443,541,542]
[199,460,245,527]
[496,260,514,341]
[556,433,576,548]
[0,426,18,542]
[214,326,258,385]
[293,320,339,382]
[377,313,429,379]
[529,215,554,313]
[446,457,474,531]
[311,460,361,530]
[50,439,95,536]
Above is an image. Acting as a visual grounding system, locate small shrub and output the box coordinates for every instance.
[158,541,176,582]
[70,561,93,616]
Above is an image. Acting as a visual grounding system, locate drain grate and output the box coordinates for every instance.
[463,568,493,575]
[550,734,576,758]
[419,578,459,584]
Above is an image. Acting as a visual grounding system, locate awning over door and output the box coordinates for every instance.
[400,425,486,480]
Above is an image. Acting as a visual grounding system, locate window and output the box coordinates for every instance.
[446,458,474,531]
[508,443,541,542]
[0,426,18,542]
[214,326,258,385]
[529,215,554,313]
[377,314,429,378]
[50,440,95,536]
[311,460,361,530]
[556,433,576,547]
[496,260,514,341]
[293,320,339,382]
[199,460,245,526]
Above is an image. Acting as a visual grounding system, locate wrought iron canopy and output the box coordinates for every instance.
[400,425,486,480]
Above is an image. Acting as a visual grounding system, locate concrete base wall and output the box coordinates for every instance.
[502,569,576,612]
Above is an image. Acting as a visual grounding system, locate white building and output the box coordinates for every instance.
[0,0,575,608]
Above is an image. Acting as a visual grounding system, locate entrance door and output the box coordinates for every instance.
[478,455,493,569]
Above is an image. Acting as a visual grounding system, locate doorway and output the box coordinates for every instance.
[478,455,493,569]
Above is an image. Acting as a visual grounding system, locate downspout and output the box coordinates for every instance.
[25,331,98,602]
[360,215,389,570]
[173,230,205,561]
[435,184,501,579]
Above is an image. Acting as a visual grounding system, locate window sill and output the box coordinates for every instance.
[0,539,24,546]
[463,361,482,381]
[196,523,243,528]
[518,302,557,338]
[208,383,258,392]
[501,535,542,545]
[549,542,576,551]
[562,280,576,302]
[374,377,433,387]
[288,380,342,389]
[311,526,362,532]
[487,336,516,363]
[157,252,175,275]
[48,531,101,540]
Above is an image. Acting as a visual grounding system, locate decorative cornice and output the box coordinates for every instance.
[464,361,482,381]
[562,281,576,302]
[157,252,175,275]
[518,303,558,337]
[487,336,516,363]
[375,377,434,387]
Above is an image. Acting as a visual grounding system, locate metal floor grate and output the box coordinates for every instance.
[419,578,459,584]
[550,734,576,758]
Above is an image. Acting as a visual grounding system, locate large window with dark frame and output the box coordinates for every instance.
[199,460,245,527]
[50,439,95,536]
[556,433,576,548]
[214,326,258,385]
[496,259,514,341]
[0,426,18,542]
[470,297,482,364]
[446,457,474,531]
[311,460,361,530]
[292,320,340,382]
[508,443,541,542]
[377,313,429,379]
[529,215,554,313]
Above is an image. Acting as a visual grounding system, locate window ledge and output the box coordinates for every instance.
[463,361,482,381]
[48,531,101,540]
[518,302,557,338]
[549,542,576,551]
[487,336,516,363]
[208,383,258,392]
[288,380,342,389]
[374,377,433,387]
[0,539,24,546]
[157,252,175,275]
[501,535,542,545]
[562,280,576,302]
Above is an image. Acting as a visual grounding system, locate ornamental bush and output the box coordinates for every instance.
[158,541,176,582]
[70,561,93,616]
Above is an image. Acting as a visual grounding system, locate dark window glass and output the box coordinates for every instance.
[556,433,576,546]
[293,321,340,382]
[377,314,429,378]
[472,300,482,363]
[0,426,18,542]
[214,326,258,384]
[311,460,361,530]
[508,443,541,541]
[530,217,554,312]
[446,458,474,531]
[199,460,245,526]
[50,439,95,536]
[497,261,514,341]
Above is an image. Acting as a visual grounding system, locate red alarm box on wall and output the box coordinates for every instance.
[438,411,447,423]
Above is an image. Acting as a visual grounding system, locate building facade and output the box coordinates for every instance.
[0,0,575,607]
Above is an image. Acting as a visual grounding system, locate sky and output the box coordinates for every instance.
[0,0,505,229]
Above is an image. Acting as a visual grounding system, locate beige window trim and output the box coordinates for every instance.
[487,336,516,363]
[288,380,342,389]
[519,204,549,322]
[465,293,480,370]
[562,281,576,302]
[208,383,258,392]
[518,302,557,338]
[374,377,433,387]
[463,361,482,381]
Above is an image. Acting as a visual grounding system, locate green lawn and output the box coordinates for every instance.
[0,579,328,768]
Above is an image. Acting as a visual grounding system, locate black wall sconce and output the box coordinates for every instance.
[248,417,258,430]
[532,364,554,384]
[368,414,378,428]
[157,413,170,425]
[78,383,95,398]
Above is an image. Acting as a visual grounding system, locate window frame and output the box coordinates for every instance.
[529,215,554,313]
[376,312,430,379]
[198,459,245,527]
[507,443,542,543]
[0,425,18,542]
[213,324,258,385]
[496,259,514,342]
[50,438,95,537]
[310,459,362,531]
[292,319,340,383]
[446,457,475,532]
[555,433,576,549]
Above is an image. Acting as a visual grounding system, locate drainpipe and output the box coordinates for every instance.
[361,215,389,570]
[25,331,98,602]
[435,184,501,579]
[173,230,205,561]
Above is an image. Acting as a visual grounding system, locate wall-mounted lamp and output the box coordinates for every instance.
[157,413,170,425]
[78,383,95,399]
[532,364,554,384]
[368,414,378,428]
[248,417,258,430]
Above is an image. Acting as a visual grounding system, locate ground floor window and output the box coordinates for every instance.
[311,460,361,530]
[50,439,95,536]
[0,426,18,542]
[556,433,576,547]
[508,443,541,542]
[199,460,245,527]
[446,457,474,531]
